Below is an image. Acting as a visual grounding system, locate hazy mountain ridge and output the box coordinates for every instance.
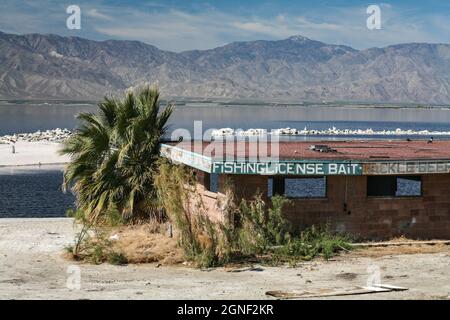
[1,31,450,103]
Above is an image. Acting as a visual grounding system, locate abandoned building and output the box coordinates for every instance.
[161,140,450,240]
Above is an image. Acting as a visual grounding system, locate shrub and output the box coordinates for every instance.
[108,252,128,265]
[65,208,128,265]
[155,160,245,268]
[276,225,352,261]
[266,195,292,246]
[236,194,291,254]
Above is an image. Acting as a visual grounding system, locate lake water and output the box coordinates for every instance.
[2,100,450,137]
[0,166,75,218]
[1,100,450,217]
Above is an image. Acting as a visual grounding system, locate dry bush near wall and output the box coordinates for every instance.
[65,209,184,266]
[154,160,240,267]
[110,223,184,265]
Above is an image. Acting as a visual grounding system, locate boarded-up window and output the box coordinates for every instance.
[268,177,327,198]
[367,176,421,197]
[396,176,421,196]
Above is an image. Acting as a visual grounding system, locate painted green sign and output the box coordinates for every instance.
[161,144,211,172]
[161,144,450,176]
[212,161,362,175]
[363,161,450,175]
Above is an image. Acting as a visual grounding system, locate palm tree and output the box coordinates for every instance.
[61,85,173,222]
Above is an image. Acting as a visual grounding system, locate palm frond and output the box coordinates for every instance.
[60,84,173,222]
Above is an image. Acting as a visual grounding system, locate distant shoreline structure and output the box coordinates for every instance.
[0,128,71,144]
[211,127,450,138]
[2,127,450,145]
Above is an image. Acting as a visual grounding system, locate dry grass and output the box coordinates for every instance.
[351,243,450,258]
[385,235,421,243]
[108,222,185,265]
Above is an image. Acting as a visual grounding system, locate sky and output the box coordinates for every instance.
[1,0,449,52]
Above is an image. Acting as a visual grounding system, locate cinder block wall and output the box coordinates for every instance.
[192,170,230,223]
[215,173,450,240]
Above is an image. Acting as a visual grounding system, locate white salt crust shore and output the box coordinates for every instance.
[211,127,450,137]
[0,142,68,167]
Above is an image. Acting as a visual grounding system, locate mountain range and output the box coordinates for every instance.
[1,31,450,104]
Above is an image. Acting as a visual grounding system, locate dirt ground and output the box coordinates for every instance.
[0,218,449,300]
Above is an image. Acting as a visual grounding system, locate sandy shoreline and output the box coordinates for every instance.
[0,142,68,167]
[0,218,448,299]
